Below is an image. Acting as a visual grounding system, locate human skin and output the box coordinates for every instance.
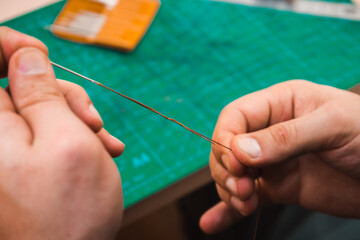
[0,27,125,239]
[199,80,360,234]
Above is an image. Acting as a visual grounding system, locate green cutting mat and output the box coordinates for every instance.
[1,0,360,208]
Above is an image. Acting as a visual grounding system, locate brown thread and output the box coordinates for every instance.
[51,61,231,150]
[51,61,260,239]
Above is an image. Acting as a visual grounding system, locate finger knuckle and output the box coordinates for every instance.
[220,103,232,114]
[268,123,297,149]
[324,103,347,127]
[18,87,64,111]
[54,133,102,168]
[287,79,310,86]
[60,81,92,104]
[218,104,236,124]
[216,184,231,202]
[241,206,253,216]
[210,169,217,181]
[75,85,87,97]
[65,81,87,95]
[209,164,222,184]
[0,26,11,34]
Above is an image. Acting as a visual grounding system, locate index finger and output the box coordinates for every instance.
[212,88,271,175]
[212,81,310,176]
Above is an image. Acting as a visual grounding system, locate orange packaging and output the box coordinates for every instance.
[51,0,161,52]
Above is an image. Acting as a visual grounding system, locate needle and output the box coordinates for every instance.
[50,61,231,151]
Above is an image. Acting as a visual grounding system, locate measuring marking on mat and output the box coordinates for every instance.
[212,0,360,21]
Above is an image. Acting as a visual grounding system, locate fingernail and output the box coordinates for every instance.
[18,50,47,75]
[236,137,261,158]
[89,104,103,123]
[226,178,238,195]
[230,196,244,213]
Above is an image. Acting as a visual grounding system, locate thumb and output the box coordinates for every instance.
[230,109,348,167]
[7,47,80,141]
[0,27,48,78]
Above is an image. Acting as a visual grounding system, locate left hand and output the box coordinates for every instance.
[0,27,125,239]
[0,26,124,157]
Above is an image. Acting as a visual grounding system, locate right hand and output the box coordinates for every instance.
[200,80,360,234]
[0,27,124,239]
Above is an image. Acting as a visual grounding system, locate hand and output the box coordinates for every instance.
[0,27,124,239]
[200,80,360,234]
[0,27,124,157]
